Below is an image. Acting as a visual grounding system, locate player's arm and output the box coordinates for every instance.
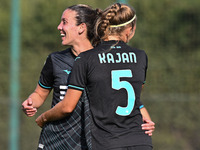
[140,85,155,136]
[140,107,151,120]
[35,88,83,127]
[139,54,155,135]
[22,54,53,116]
[140,107,155,136]
[22,84,51,117]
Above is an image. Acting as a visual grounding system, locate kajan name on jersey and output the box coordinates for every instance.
[98,52,137,64]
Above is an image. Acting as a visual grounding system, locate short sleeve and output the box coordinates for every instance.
[38,55,54,89]
[143,52,148,84]
[138,100,144,109]
[68,53,87,91]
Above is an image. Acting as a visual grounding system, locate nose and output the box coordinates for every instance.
[57,23,62,30]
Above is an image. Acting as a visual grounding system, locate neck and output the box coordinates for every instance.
[71,39,93,56]
[105,35,126,43]
[105,36,120,41]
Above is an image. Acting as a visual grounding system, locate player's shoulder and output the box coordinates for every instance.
[74,48,99,65]
[49,48,71,56]
[130,46,147,56]
[79,42,112,57]
[78,47,97,58]
[127,45,144,52]
[48,48,75,60]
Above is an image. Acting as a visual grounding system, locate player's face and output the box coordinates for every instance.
[57,9,79,46]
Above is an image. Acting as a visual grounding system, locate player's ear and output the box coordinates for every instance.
[124,26,135,43]
[128,24,136,37]
[78,23,87,35]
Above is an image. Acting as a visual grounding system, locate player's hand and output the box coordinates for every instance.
[35,114,46,128]
[141,118,155,136]
[21,97,37,117]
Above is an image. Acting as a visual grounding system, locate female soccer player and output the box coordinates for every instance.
[24,3,154,150]
[22,4,98,150]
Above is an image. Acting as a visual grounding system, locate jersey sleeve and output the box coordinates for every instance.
[140,52,148,108]
[143,51,148,84]
[138,100,144,109]
[38,55,54,89]
[143,52,148,84]
[68,53,87,91]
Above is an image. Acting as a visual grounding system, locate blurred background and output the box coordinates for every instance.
[1,0,200,149]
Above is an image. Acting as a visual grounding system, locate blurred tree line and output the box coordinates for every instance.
[0,0,199,149]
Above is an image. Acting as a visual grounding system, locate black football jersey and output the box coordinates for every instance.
[37,48,91,150]
[68,41,152,149]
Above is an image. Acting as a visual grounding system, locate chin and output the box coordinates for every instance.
[62,41,68,46]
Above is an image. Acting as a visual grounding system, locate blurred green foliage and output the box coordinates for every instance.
[0,0,199,149]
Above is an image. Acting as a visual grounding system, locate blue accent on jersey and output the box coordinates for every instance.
[68,85,84,91]
[64,69,71,74]
[38,81,52,89]
[112,70,135,116]
[75,57,81,61]
[98,52,137,64]
[139,105,144,109]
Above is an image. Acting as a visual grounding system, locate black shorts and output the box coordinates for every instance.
[111,145,153,150]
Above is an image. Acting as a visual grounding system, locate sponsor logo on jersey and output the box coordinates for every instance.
[111,46,121,49]
[64,69,71,74]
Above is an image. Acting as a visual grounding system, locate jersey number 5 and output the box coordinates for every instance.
[111,69,135,116]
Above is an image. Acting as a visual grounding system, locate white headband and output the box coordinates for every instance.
[109,15,136,28]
